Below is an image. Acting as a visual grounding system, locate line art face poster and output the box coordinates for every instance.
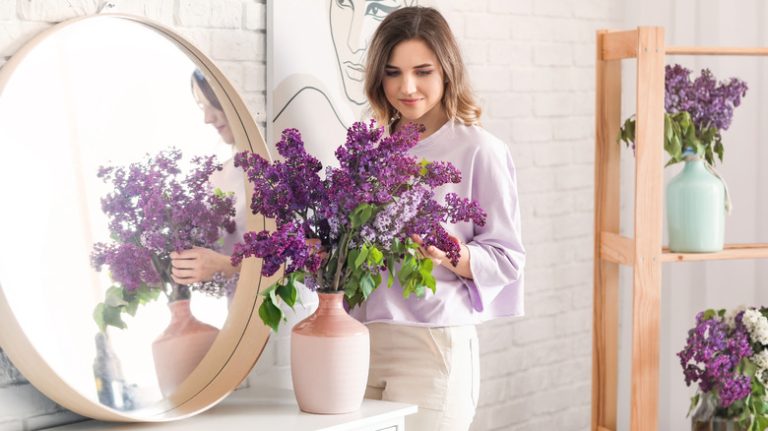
[268,0,416,168]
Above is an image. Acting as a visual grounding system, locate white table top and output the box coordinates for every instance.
[45,387,418,431]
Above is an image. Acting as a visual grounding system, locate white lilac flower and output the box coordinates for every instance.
[724,305,748,329]
[753,349,768,370]
[743,308,768,345]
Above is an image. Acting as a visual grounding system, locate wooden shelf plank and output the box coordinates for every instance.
[600,232,635,266]
[661,243,768,262]
[600,30,638,60]
[667,46,768,56]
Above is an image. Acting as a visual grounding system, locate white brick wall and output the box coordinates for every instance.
[0,1,266,430]
[0,1,626,430]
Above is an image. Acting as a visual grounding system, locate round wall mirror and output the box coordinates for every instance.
[0,15,272,421]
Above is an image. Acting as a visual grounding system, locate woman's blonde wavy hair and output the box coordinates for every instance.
[365,6,481,131]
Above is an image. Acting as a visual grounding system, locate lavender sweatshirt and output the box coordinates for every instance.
[350,121,525,326]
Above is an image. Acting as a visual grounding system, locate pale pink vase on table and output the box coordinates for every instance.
[291,292,370,414]
[152,299,219,397]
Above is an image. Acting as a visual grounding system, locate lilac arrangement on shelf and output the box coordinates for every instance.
[679,307,768,430]
[232,121,486,331]
[90,149,236,331]
[619,64,748,166]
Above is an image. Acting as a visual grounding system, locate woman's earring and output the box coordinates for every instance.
[388,110,401,127]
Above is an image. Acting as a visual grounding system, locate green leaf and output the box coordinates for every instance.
[93,303,107,332]
[419,159,429,176]
[124,298,140,317]
[105,286,128,307]
[360,273,375,299]
[688,393,700,416]
[386,255,395,274]
[350,204,374,228]
[618,117,636,147]
[414,282,425,298]
[369,247,383,265]
[398,256,417,284]
[344,277,358,299]
[261,283,278,298]
[743,359,758,377]
[714,136,724,163]
[420,258,433,273]
[258,296,283,332]
[702,309,717,320]
[276,280,297,308]
[139,285,162,303]
[355,245,369,268]
[423,272,436,294]
[402,277,416,299]
[101,304,127,331]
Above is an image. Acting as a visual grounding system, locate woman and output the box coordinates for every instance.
[354,7,525,430]
[169,70,243,293]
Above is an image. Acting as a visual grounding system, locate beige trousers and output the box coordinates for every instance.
[365,323,480,431]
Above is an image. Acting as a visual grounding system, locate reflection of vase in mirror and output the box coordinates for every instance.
[152,285,219,397]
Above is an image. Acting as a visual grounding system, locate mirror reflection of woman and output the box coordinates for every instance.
[169,70,244,294]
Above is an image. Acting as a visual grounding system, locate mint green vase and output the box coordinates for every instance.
[666,157,725,252]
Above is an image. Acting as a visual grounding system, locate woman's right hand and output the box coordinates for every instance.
[170,247,238,285]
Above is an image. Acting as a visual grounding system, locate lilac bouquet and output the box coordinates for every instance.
[232,121,486,331]
[619,64,748,166]
[679,307,768,430]
[91,149,236,331]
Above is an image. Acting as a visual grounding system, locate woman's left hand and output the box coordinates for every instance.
[411,234,454,267]
[410,234,473,279]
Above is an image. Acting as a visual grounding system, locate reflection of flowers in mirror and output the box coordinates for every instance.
[619,64,748,167]
[231,121,486,331]
[90,148,237,331]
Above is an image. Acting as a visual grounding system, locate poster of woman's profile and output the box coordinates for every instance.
[267,0,416,169]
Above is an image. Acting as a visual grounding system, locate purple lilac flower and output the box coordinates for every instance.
[231,221,310,276]
[665,64,748,132]
[91,149,236,295]
[233,120,487,291]
[678,310,754,408]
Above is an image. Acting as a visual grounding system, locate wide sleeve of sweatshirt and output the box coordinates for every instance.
[461,137,525,316]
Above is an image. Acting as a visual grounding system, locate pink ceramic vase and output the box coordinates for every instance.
[291,292,370,414]
[151,299,219,397]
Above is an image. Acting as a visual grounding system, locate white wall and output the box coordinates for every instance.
[620,1,768,430]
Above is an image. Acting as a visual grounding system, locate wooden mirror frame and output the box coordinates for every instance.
[0,14,274,422]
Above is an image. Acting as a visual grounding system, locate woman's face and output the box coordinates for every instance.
[383,38,446,125]
[193,83,234,145]
[329,0,410,105]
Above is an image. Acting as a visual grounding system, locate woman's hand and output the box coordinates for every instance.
[410,234,473,279]
[170,247,237,285]
[306,238,329,259]
[411,234,449,267]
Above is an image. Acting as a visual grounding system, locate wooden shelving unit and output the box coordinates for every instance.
[592,27,768,431]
